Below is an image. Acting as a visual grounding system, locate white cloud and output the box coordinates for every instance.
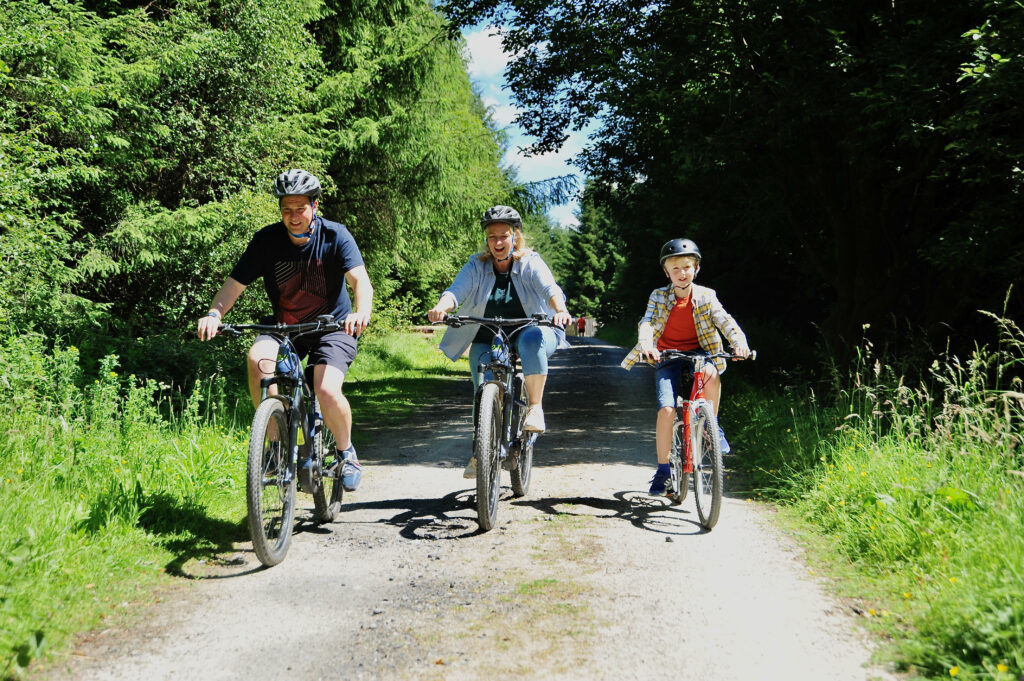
[547,203,580,229]
[464,27,510,81]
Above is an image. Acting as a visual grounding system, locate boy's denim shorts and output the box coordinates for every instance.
[654,353,705,409]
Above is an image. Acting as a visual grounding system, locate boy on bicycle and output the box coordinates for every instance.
[620,238,750,495]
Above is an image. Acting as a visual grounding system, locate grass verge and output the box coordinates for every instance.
[729,315,1024,680]
[0,330,460,679]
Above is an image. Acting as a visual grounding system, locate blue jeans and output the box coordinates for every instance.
[654,354,706,409]
[469,325,559,390]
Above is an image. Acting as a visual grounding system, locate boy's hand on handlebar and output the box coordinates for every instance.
[426,307,447,323]
[197,315,221,341]
[552,310,571,328]
[732,343,751,360]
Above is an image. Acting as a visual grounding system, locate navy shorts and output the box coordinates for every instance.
[299,330,358,375]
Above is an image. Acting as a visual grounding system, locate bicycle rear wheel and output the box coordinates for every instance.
[474,383,502,531]
[510,376,533,497]
[668,420,688,504]
[692,402,723,529]
[312,398,342,524]
[247,399,296,566]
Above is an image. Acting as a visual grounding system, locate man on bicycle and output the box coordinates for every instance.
[196,169,373,492]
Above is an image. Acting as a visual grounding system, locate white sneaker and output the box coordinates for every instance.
[522,406,546,433]
[463,457,476,479]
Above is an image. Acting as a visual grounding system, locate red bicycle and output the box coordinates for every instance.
[655,349,755,530]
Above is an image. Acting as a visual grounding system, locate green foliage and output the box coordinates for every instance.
[558,189,626,321]
[309,0,512,306]
[1,0,518,397]
[440,0,1024,364]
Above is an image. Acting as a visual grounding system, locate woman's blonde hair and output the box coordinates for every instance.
[477,225,532,263]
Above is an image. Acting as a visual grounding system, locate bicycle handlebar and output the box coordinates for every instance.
[432,313,554,329]
[219,314,342,337]
[652,348,757,364]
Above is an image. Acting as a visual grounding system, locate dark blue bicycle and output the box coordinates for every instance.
[436,314,552,531]
[220,315,344,566]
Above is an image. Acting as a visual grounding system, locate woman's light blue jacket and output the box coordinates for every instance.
[438,250,570,361]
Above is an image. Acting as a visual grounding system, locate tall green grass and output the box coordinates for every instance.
[732,315,1024,680]
[0,329,459,679]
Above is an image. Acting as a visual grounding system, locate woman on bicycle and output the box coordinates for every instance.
[620,238,750,495]
[427,205,572,477]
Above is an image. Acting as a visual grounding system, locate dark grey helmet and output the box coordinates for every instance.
[659,238,702,264]
[480,205,522,230]
[272,169,322,200]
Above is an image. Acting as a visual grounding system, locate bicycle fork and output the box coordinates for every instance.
[682,406,696,474]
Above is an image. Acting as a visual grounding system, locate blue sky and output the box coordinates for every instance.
[462,25,590,228]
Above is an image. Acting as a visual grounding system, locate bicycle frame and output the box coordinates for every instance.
[677,355,715,474]
[447,314,550,465]
[221,316,339,486]
[258,337,311,476]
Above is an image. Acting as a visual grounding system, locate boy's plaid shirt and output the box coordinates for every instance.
[620,284,746,373]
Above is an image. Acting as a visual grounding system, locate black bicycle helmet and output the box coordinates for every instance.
[480,205,523,230]
[659,238,702,264]
[272,169,322,200]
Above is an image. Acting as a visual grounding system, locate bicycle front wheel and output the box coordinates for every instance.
[668,420,688,504]
[510,377,533,497]
[312,398,342,524]
[692,402,723,529]
[474,383,502,531]
[247,399,296,566]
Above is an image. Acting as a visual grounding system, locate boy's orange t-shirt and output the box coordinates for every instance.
[657,295,700,352]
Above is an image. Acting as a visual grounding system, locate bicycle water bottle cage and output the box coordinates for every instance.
[276,353,295,375]
[490,338,509,364]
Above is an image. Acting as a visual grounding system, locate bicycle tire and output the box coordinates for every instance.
[668,420,688,504]
[693,402,723,529]
[509,376,533,497]
[247,399,296,566]
[312,398,342,524]
[474,383,502,531]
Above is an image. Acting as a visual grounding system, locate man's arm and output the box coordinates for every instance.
[344,265,373,336]
[197,277,246,341]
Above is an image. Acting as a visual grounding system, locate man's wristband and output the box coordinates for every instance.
[206,311,221,319]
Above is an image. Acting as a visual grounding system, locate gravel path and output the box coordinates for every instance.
[43,337,896,681]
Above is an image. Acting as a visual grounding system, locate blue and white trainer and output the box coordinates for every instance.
[718,425,731,454]
[339,446,362,492]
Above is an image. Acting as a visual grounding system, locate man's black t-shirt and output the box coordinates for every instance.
[229,217,364,324]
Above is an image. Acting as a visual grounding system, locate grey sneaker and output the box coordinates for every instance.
[718,425,731,454]
[340,446,362,492]
[463,457,476,479]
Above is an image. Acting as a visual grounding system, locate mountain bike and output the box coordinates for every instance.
[436,314,553,531]
[653,349,756,530]
[220,315,345,566]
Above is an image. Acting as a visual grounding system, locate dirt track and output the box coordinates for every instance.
[43,337,895,681]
